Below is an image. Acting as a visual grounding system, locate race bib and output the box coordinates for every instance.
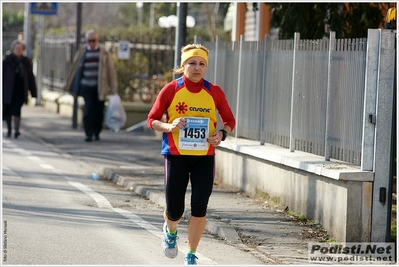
[178,117,209,150]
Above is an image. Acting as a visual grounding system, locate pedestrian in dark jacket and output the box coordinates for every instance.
[3,40,37,138]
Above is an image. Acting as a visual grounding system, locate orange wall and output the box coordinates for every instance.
[235,3,271,41]
[235,3,246,41]
[259,3,271,40]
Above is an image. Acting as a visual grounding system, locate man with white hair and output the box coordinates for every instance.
[65,29,118,141]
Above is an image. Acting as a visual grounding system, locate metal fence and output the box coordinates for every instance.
[204,31,371,166]
[38,34,174,102]
[39,34,76,92]
[39,30,395,167]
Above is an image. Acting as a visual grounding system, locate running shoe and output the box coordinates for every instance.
[184,253,198,265]
[162,222,178,258]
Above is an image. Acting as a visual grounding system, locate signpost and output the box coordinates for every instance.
[27,3,58,106]
[30,3,58,15]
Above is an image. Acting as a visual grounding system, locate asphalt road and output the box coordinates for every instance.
[4,105,393,266]
[2,132,266,265]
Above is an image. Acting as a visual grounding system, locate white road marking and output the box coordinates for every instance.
[28,156,44,162]
[39,164,55,169]
[68,181,113,209]
[112,208,215,264]
[4,140,217,264]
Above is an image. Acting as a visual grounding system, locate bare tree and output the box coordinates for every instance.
[204,3,219,41]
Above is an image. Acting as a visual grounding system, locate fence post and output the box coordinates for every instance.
[324,31,335,160]
[289,32,300,152]
[259,34,268,145]
[371,29,396,242]
[234,35,244,138]
[35,16,45,106]
[361,29,380,171]
[72,3,82,129]
[214,35,219,84]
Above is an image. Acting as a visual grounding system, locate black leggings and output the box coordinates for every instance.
[164,155,215,221]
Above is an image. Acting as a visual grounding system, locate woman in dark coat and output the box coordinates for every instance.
[3,40,37,138]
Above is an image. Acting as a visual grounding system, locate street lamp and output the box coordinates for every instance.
[136,2,143,25]
[186,16,195,28]
[158,14,195,28]
[158,14,195,68]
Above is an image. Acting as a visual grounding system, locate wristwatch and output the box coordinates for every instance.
[219,129,228,141]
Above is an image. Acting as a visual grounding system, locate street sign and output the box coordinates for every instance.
[30,3,58,15]
[118,41,131,60]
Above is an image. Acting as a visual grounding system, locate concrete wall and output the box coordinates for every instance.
[41,90,62,114]
[215,138,374,242]
[123,102,152,128]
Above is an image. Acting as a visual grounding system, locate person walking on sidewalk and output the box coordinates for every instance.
[3,39,37,138]
[147,44,236,265]
[65,29,118,142]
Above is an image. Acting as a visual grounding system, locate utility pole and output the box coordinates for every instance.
[72,3,82,129]
[23,3,33,58]
[173,2,187,79]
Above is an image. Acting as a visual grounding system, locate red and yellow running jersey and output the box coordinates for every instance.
[148,76,235,156]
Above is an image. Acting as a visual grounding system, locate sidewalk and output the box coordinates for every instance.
[7,105,335,265]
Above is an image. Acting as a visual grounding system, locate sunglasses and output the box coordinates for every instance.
[88,39,97,43]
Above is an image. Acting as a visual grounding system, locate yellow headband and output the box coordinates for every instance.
[181,49,208,67]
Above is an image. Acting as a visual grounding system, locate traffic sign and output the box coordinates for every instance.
[118,41,131,60]
[30,3,58,15]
